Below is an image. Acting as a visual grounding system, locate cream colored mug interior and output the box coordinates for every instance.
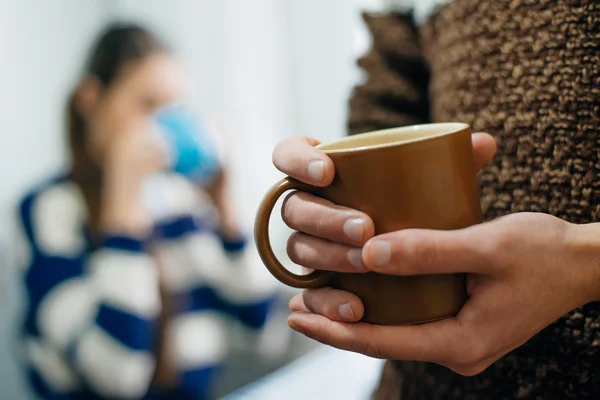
[318,122,469,153]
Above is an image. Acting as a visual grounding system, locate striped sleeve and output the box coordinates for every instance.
[155,215,278,329]
[19,183,160,399]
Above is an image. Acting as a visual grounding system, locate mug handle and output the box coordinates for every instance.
[254,177,332,289]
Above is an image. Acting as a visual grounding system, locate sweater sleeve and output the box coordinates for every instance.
[348,12,431,135]
[209,234,277,330]
[19,184,160,399]
[154,215,277,330]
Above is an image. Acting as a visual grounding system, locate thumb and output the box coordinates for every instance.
[471,132,497,171]
[362,225,492,275]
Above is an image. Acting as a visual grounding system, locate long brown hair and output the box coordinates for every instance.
[68,24,166,233]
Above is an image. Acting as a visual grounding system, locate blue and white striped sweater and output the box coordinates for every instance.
[16,174,277,400]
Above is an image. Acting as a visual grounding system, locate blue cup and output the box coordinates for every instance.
[155,105,221,186]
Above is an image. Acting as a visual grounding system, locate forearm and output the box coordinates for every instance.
[204,168,242,239]
[78,169,159,396]
[28,236,159,398]
[565,222,600,303]
[72,237,159,398]
[99,167,151,236]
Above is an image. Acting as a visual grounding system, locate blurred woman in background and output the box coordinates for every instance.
[16,24,275,400]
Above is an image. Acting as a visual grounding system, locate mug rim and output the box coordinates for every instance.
[317,122,469,154]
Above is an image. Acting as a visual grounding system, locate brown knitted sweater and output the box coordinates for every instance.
[348,0,600,398]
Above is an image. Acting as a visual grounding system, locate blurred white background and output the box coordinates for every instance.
[0,0,374,398]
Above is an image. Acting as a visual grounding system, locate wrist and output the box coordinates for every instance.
[99,172,151,236]
[220,230,247,254]
[220,220,243,240]
[566,222,600,303]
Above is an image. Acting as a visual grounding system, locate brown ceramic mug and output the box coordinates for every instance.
[255,123,481,325]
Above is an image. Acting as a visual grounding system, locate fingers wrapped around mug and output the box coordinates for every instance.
[272,136,335,186]
[282,191,375,273]
[289,288,364,323]
[282,191,375,246]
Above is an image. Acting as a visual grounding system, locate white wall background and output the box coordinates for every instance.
[0,1,365,398]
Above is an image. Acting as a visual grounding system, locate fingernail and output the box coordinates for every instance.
[287,313,309,334]
[287,316,297,329]
[338,303,355,322]
[368,240,391,267]
[287,314,301,330]
[344,218,364,243]
[308,160,325,182]
[347,248,365,270]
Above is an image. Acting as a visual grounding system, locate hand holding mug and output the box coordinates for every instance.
[260,126,600,376]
